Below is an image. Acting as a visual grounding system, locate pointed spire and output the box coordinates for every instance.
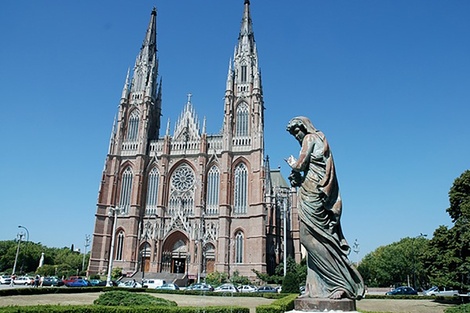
[142,7,157,58]
[202,116,207,134]
[166,118,171,136]
[131,7,158,94]
[237,0,255,53]
[121,68,130,99]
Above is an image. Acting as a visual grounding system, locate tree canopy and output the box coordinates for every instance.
[0,240,88,278]
[358,169,470,291]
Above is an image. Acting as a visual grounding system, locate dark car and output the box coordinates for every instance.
[90,279,107,286]
[386,286,418,296]
[65,278,92,287]
[187,283,214,291]
[157,283,180,290]
[42,276,64,287]
[257,285,278,293]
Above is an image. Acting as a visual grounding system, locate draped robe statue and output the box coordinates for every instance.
[286,116,364,300]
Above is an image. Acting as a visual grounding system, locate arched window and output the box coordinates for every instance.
[235,231,244,264]
[119,167,133,214]
[126,111,140,141]
[206,166,220,215]
[235,103,249,137]
[234,163,248,214]
[116,231,125,261]
[168,164,195,216]
[241,65,247,83]
[145,168,159,215]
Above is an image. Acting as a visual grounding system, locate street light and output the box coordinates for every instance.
[82,234,91,274]
[412,233,427,290]
[106,207,121,287]
[12,232,24,275]
[18,226,29,242]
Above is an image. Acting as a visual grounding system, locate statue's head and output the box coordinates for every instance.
[286,116,317,136]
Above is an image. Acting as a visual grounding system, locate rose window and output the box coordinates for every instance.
[171,165,195,191]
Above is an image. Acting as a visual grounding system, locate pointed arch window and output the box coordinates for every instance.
[234,163,248,214]
[145,168,159,215]
[126,111,140,141]
[235,103,249,137]
[241,65,247,83]
[119,167,133,214]
[235,231,244,264]
[168,164,195,216]
[116,231,125,261]
[206,166,220,215]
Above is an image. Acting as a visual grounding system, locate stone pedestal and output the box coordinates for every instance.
[293,297,357,312]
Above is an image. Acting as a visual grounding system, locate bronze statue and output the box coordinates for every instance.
[286,116,364,300]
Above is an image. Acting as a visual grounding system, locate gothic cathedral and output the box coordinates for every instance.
[88,1,301,283]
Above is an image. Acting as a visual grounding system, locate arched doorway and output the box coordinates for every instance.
[139,242,151,272]
[204,243,216,274]
[162,231,189,274]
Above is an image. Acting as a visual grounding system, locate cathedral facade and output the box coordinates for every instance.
[88,1,301,282]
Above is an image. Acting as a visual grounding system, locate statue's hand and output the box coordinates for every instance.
[285,155,297,167]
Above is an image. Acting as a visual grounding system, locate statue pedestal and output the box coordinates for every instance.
[292,297,357,312]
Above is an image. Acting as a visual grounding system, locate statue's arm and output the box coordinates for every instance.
[289,134,314,171]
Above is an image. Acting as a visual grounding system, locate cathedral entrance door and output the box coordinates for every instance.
[205,259,214,273]
[144,257,150,272]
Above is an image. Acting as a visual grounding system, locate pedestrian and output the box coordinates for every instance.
[9,274,15,287]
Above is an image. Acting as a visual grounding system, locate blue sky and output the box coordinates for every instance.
[1,0,469,261]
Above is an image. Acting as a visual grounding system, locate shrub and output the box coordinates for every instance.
[256,293,297,313]
[93,290,177,307]
[281,271,299,294]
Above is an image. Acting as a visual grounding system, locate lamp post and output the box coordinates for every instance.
[282,194,288,276]
[18,226,29,242]
[412,233,427,290]
[82,234,91,274]
[12,232,24,275]
[17,225,29,273]
[352,239,360,266]
[106,207,120,287]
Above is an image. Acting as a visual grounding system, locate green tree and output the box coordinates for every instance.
[424,170,470,290]
[205,271,228,286]
[230,270,251,286]
[358,237,429,288]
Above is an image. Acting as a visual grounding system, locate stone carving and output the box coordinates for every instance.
[286,116,364,300]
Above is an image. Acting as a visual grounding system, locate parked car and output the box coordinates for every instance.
[239,285,258,293]
[13,276,33,285]
[65,279,91,287]
[0,275,12,284]
[89,279,107,286]
[423,286,459,297]
[187,283,214,291]
[214,283,239,293]
[42,276,64,287]
[257,285,278,293]
[118,280,142,288]
[386,286,418,296]
[62,276,82,285]
[143,279,166,289]
[156,283,180,290]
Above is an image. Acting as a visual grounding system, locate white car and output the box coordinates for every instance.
[118,280,142,288]
[214,283,239,293]
[14,276,33,285]
[0,275,12,284]
[239,285,258,293]
[143,279,166,289]
[423,286,459,297]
